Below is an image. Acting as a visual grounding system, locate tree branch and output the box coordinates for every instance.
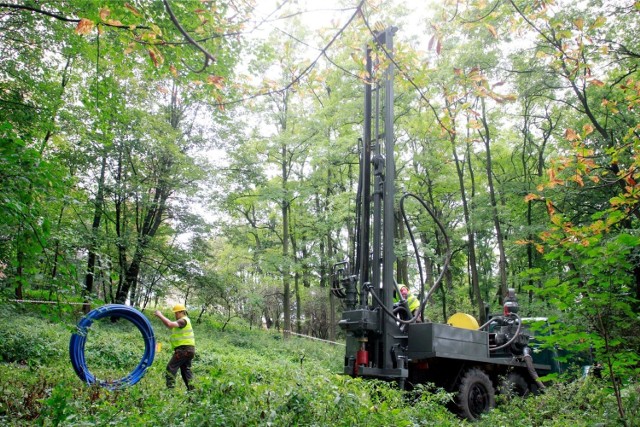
[162,0,217,72]
[0,2,79,22]
[218,0,365,108]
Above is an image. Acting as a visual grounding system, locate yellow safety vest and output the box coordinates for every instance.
[406,294,420,313]
[395,293,420,313]
[170,316,195,349]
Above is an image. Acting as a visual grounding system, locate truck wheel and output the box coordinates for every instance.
[456,368,495,420]
[499,372,530,397]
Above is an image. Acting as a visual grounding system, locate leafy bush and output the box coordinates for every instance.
[0,314,65,365]
[477,376,638,426]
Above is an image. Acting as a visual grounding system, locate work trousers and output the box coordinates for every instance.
[166,345,195,390]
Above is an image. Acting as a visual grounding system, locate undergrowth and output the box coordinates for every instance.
[0,304,637,426]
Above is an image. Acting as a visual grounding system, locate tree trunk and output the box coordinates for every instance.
[520,99,554,302]
[116,186,168,305]
[328,231,336,341]
[282,142,291,337]
[479,100,508,303]
[83,154,107,313]
[15,236,24,300]
[295,272,301,333]
[116,247,143,304]
[451,136,485,323]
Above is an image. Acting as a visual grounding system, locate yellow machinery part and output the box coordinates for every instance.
[447,312,480,330]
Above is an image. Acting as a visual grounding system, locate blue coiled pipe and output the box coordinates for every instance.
[69,304,156,390]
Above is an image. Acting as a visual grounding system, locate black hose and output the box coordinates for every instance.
[364,192,453,325]
[397,193,452,322]
[488,313,523,352]
[478,317,497,330]
[69,304,156,390]
[523,346,546,390]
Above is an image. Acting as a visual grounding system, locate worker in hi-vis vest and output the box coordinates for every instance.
[394,284,420,321]
[155,304,196,391]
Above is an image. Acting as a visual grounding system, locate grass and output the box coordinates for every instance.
[0,303,637,426]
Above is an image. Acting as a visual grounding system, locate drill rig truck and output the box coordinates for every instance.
[330,27,552,421]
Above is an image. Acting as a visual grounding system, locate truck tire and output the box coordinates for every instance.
[456,368,496,420]
[499,372,530,397]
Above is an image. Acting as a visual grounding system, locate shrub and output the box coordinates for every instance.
[0,315,65,365]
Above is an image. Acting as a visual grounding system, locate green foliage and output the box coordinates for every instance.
[82,318,147,381]
[479,376,639,427]
[0,122,67,263]
[531,218,640,380]
[0,312,66,365]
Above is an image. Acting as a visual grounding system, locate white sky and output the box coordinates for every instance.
[249,0,436,51]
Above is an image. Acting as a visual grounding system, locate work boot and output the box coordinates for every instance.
[166,372,177,389]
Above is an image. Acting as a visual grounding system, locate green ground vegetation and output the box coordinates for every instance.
[1,304,638,426]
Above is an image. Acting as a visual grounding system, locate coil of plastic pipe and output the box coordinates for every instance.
[69,304,156,390]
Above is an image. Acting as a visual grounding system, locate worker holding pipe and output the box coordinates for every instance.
[155,304,196,391]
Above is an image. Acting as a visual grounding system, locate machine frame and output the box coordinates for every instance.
[331,27,551,420]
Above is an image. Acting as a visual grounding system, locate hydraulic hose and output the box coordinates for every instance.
[69,304,156,390]
[523,346,546,390]
[487,313,523,352]
[397,193,452,323]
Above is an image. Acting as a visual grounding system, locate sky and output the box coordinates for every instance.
[249,0,436,52]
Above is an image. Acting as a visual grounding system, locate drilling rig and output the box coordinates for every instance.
[330,27,552,421]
